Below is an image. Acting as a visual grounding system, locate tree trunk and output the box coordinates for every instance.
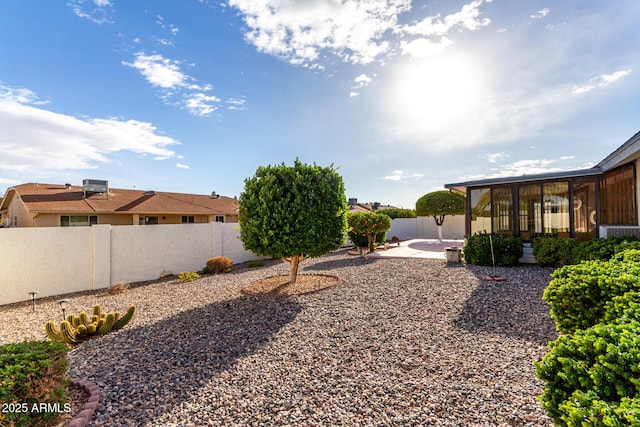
[289,255,301,283]
[437,225,444,242]
[368,233,377,253]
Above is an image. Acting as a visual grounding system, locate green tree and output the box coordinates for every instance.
[416,190,465,241]
[239,160,348,283]
[379,208,416,219]
[348,212,392,253]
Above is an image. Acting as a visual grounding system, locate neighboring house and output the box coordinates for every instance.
[0,180,239,227]
[444,130,640,242]
[348,198,400,213]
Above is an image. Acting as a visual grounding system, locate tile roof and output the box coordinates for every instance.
[3,183,238,215]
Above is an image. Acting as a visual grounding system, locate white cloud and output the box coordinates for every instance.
[228,0,412,66]
[123,52,224,116]
[176,163,190,169]
[572,69,632,94]
[489,157,576,177]
[482,152,510,163]
[349,92,359,98]
[228,0,493,66]
[530,8,550,19]
[0,85,179,172]
[67,0,114,24]
[353,74,372,88]
[383,170,424,182]
[226,97,247,111]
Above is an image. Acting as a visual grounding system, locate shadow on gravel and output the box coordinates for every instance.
[454,267,557,346]
[301,255,379,272]
[72,294,302,423]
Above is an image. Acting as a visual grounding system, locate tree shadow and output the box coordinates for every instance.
[69,294,302,423]
[454,266,558,346]
[301,253,379,272]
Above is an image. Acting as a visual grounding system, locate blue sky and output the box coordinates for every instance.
[1,0,638,208]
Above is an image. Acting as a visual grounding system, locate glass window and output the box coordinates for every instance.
[519,184,542,242]
[182,215,195,223]
[573,179,597,241]
[215,216,225,223]
[543,182,570,235]
[469,188,491,235]
[601,164,636,225]
[61,215,98,227]
[492,187,513,236]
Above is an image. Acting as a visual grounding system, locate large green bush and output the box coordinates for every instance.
[463,232,523,266]
[531,235,579,267]
[543,252,640,334]
[378,208,416,218]
[603,290,640,324]
[239,160,348,283]
[536,321,640,426]
[0,341,68,426]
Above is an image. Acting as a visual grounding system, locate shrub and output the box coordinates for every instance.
[178,271,201,283]
[531,235,579,267]
[536,321,640,426]
[0,341,68,427]
[347,211,392,253]
[463,232,523,266]
[205,256,233,274]
[572,236,640,263]
[603,290,640,324]
[348,229,386,248]
[543,253,640,333]
[107,281,130,295]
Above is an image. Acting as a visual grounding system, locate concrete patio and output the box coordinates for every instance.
[367,238,466,259]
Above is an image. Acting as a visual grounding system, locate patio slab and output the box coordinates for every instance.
[366,238,465,259]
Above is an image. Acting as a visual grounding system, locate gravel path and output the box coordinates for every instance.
[0,250,558,426]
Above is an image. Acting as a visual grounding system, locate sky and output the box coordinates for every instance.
[1,0,639,209]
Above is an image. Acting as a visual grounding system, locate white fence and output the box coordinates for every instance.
[0,216,466,305]
[387,215,465,241]
[0,223,266,306]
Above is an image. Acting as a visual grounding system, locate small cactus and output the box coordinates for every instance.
[45,304,136,344]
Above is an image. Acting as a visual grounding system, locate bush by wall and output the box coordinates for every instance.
[463,232,523,266]
[347,230,386,248]
[536,321,640,426]
[531,235,579,267]
[0,340,68,426]
[543,252,640,334]
[572,236,640,264]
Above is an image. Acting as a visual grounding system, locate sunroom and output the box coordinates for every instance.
[444,131,640,242]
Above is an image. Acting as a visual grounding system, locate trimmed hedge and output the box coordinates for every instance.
[543,253,640,334]
[463,232,523,266]
[531,235,579,267]
[348,230,386,248]
[572,236,640,264]
[0,340,68,426]
[536,321,640,426]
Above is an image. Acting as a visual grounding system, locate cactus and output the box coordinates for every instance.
[44,304,136,345]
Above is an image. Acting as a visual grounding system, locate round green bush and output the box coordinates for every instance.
[532,236,579,267]
[544,252,640,334]
[463,232,523,266]
[348,230,386,247]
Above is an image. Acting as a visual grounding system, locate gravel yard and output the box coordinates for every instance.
[1,250,558,426]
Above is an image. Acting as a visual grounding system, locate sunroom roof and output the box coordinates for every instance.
[444,167,602,194]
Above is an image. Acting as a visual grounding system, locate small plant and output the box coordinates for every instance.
[246,259,265,268]
[572,236,640,263]
[178,271,201,282]
[348,211,392,253]
[45,304,136,344]
[205,256,233,274]
[107,281,130,295]
[463,232,523,266]
[0,340,68,426]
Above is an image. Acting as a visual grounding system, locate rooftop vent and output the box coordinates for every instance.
[348,198,357,206]
[144,190,155,196]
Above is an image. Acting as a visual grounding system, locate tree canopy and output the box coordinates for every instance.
[238,159,348,283]
[416,190,465,240]
[348,211,392,253]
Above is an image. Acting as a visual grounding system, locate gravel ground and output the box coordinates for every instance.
[0,250,558,426]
